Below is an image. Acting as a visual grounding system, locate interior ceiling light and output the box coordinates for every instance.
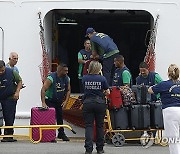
[58,22,78,25]
[58,17,78,25]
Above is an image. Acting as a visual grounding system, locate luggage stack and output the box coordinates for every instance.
[131,85,164,130]
[129,104,150,130]
[108,86,129,130]
[108,85,164,130]
[149,101,164,129]
[130,85,151,129]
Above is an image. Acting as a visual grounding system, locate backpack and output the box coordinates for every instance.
[120,86,136,106]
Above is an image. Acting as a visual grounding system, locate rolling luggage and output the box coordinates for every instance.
[129,104,150,130]
[150,102,164,129]
[109,110,115,130]
[107,86,123,110]
[0,103,3,126]
[114,107,129,130]
[30,107,56,142]
[132,85,151,104]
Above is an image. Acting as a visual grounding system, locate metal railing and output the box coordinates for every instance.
[0,124,76,144]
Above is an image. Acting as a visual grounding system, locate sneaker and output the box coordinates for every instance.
[57,134,70,141]
[97,150,104,154]
[1,137,17,142]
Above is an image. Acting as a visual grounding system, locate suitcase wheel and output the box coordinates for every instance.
[112,133,125,147]
[132,126,136,130]
[146,105,150,109]
[155,125,159,129]
[140,133,154,148]
[131,105,135,109]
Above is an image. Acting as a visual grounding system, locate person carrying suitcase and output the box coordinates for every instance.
[82,61,110,154]
[148,64,180,154]
[41,63,71,141]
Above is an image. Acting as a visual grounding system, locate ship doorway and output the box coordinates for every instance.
[44,9,153,93]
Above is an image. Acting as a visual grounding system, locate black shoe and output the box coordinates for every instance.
[57,134,70,141]
[85,151,92,154]
[51,140,57,143]
[1,137,17,142]
[97,150,104,154]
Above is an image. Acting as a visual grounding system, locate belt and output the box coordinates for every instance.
[103,50,119,58]
[85,95,104,100]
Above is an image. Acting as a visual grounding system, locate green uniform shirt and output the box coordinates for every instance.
[122,70,132,85]
[155,73,163,99]
[45,76,70,99]
[78,52,83,79]
[155,73,163,84]
[8,70,22,99]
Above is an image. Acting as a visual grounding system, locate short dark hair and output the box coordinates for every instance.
[84,39,90,44]
[139,62,148,69]
[60,63,67,68]
[115,55,124,62]
[0,60,5,68]
[57,63,68,71]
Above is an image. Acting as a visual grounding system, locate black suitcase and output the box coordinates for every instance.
[132,85,151,104]
[130,104,150,130]
[109,110,115,130]
[114,107,129,130]
[150,102,164,129]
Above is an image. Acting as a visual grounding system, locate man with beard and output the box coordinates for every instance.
[41,63,71,141]
[136,61,163,101]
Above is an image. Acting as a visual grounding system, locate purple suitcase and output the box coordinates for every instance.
[30,107,56,142]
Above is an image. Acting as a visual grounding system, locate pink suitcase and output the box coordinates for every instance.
[30,107,56,142]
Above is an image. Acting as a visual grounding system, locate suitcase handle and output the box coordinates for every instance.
[37,107,49,111]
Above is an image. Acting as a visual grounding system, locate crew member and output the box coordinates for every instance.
[136,61,163,101]
[41,63,71,141]
[82,61,110,154]
[148,64,180,154]
[86,27,119,85]
[112,55,132,87]
[0,60,22,142]
[78,39,92,92]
